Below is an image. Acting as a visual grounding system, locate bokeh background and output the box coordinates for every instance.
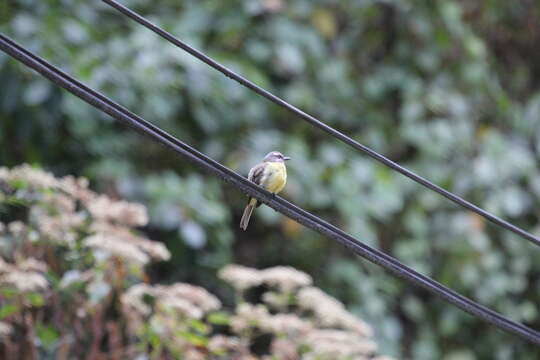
[2,0,540,358]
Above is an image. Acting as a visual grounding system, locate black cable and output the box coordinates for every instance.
[1,34,539,345]
[100,0,540,248]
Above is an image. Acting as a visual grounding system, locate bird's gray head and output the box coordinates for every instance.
[263,151,291,163]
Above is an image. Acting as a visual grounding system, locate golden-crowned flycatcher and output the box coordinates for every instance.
[240,151,291,230]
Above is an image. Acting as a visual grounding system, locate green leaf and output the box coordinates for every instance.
[36,324,59,347]
[207,311,230,326]
[0,288,18,298]
[26,292,45,307]
[178,331,208,347]
[2,196,28,207]
[0,304,19,319]
[189,319,210,334]
[149,332,161,348]
[8,179,29,189]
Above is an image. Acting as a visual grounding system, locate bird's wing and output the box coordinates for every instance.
[248,163,266,186]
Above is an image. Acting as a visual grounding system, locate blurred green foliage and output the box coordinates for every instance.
[1,0,540,358]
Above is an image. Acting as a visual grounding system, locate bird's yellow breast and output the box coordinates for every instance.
[262,161,287,194]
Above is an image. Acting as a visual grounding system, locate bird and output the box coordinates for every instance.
[240,151,291,230]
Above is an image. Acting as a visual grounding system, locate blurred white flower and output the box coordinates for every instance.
[87,195,148,227]
[0,257,13,272]
[0,164,58,189]
[262,291,289,309]
[269,338,297,360]
[303,329,377,358]
[0,321,13,337]
[260,266,312,292]
[298,287,373,337]
[208,335,242,354]
[158,296,204,319]
[84,233,150,264]
[34,211,84,245]
[1,270,48,291]
[122,283,155,316]
[262,313,312,335]
[43,193,75,212]
[17,257,48,273]
[183,348,206,360]
[7,221,26,237]
[85,223,170,264]
[136,237,171,262]
[162,283,221,312]
[230,303,270,333]
[219,264,263,291]
[123,282,222,331]
[58,175,92,200]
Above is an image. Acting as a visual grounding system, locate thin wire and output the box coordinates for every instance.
[1,34,539,345]
[100,0,540,248]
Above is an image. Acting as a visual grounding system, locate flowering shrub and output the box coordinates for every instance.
[0,165,169,359]
[0,165,393,359]
[216,264,389,360]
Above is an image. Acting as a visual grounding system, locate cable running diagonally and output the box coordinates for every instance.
[100,0,540,248]
[1,34,539,344]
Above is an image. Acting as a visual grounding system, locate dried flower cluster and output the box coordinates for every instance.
[0,164,170,265]
[0,257,48,292]
[220,264,392,360]
[303,329,377,359]
[121,263,392,359]
[122,282,221,320]
[218,264,313,293]
[298,286,373,336]
[0,321,13,339]
[122,282,224,355]
[0,165,394,360]
[218,264,264,291]
[0,165,171,359]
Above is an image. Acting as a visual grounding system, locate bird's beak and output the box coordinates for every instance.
[283,156,291,161]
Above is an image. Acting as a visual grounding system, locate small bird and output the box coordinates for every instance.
[240,151,291,230]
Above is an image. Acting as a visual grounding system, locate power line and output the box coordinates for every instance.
[1,34,538,345]
[100,0,540,249]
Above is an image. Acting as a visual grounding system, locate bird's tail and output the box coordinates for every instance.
[240,198,257,230]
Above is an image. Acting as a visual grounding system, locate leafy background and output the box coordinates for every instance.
[1,0,540,358]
